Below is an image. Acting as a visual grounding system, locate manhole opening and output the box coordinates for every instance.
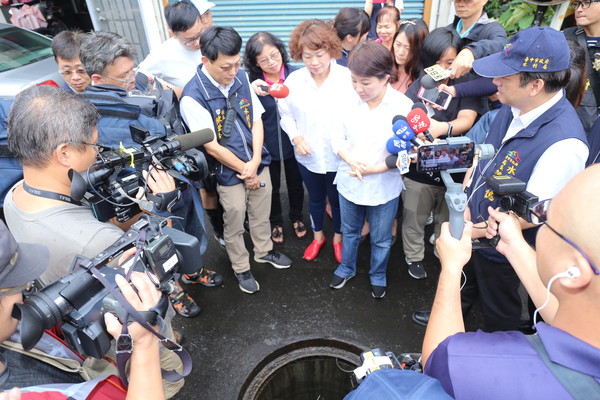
[239,339,364,400]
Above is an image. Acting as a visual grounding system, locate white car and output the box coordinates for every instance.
[0,22,65,98]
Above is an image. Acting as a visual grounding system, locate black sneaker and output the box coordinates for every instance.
[371,285,386,299]
[406,257,427,280]
[169,290,201,318]
[181,267,223,287]
[412,310,430,327]
[330,273,355,289]
[235,270,260,294]
[254,251,292,269]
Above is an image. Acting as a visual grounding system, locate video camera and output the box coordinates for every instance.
[69,126,214,222]
[486,175,539,222]
[12,215,199,359]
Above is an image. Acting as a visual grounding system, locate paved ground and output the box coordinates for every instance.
[171,199,482,399]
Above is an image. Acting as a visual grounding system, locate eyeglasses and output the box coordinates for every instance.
[99,67,137,86]
[59,68,88,77]
[176,31,202,47]
[214,61,241,72]
[529,199,599,275]
[0,281,35,296]
[75,141,111,153]
[257,51,281,66]
[571,0,600,9]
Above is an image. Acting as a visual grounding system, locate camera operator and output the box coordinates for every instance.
[0,220,165,400]
[2,86,185,397]
[422,165,600,399]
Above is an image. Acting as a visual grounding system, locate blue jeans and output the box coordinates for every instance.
[334,195,398,286]
[297,163,341,234]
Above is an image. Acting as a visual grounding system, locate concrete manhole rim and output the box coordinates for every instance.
[238,337,365,400]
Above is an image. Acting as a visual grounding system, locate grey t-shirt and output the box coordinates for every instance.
[4,181,124,286]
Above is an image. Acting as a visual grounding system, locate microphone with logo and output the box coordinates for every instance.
[392,115,424,147]
[258,83,290,99]
[407,106,435,142]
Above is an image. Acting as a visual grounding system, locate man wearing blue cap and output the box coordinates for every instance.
[457,27,589,332]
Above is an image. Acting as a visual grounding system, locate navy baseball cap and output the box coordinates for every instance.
[0,221,48,289]
[473,27,570,78]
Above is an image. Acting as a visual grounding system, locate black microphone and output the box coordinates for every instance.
[421,74,439,90]
[172,128,215,151]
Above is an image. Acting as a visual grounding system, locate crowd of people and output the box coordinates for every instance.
[1,0,600,398]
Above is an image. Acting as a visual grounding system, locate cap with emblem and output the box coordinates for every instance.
[473,26,570,78]
[0,221,48,290]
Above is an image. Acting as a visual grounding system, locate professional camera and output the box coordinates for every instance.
[12,216,199,359]
[70,125,214,222]
[486,175,539,222]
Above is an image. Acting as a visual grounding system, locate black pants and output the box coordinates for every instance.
[268,157,304,227]
[461,251,523,332]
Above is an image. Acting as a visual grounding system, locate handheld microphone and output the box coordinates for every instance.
[171,128,215,151]
[258,83,290,99]
[386,137,410,154]
[391,118,423,147]
[407,107,434,142]
[420,74,438,90]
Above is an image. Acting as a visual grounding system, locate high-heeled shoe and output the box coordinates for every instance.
[333,241,342,264]
[303,238,326,261]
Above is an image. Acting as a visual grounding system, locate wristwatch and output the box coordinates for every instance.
[446,121,453,137]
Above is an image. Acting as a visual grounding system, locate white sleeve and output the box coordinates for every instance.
[278,94,301,141]
[527,138,588,200]
[180,96,217,140]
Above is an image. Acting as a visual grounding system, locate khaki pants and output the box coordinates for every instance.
[401,178,448,262]
[217,168,273,273]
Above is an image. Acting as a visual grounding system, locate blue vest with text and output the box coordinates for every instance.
[183,67,270,186]
[468,96,587,262]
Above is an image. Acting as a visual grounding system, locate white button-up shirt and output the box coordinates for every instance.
[331,85,414,206]
[278,62,358,173]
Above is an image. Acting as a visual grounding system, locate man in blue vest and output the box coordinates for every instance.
[461,27,589,332]
[180,27,292,294]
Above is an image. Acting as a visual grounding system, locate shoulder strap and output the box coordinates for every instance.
[575,30,600,110]
[526,334,600,399]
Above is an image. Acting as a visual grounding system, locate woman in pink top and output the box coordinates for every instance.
[391,19,429,93]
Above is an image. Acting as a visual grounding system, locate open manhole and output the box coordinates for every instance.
[239,338,364,400]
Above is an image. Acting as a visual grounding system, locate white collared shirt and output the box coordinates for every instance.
[331,85,413,206]
[277,62,358,173]
[180,66,264,136]
[503,90,588,200]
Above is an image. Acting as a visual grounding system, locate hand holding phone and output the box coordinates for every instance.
[417,87,453,110]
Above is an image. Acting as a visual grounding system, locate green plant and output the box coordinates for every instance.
[485,0,555,37]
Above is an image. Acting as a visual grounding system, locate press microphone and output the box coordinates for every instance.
[421,74,438,90]
[386,137,410,154]
[407,107,434,142]
[391,118,423,147]
[258,83,290,99]
[171,128,215,151]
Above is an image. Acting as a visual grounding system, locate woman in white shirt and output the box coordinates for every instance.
[329,41,413,299]
[278,19,358,264]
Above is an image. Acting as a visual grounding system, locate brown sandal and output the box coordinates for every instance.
[292,220,307,239]
[271,225,284,244]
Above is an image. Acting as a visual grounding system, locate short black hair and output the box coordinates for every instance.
[164,0,201,33]
[244,32,290,81]
[52,30,85,61]
[333,8,370,41]
[200,26,242,61]
[518,70,571,94]
[419,27,461,72]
